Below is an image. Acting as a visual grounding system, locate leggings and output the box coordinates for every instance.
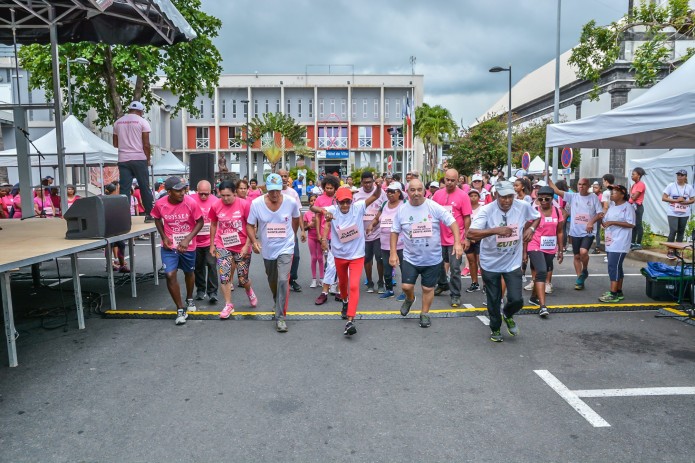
[215,248,251,286]
[307,236,324,279]
[667,216,688,243]
[382,248,403,291]
[528,250,554,283]
[632,204,644,244]
[334,256,365,318]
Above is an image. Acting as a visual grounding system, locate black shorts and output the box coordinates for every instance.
[465,241,480,255]
[365,238,381,263]
[401,259,440,288]
[571,235,595,255]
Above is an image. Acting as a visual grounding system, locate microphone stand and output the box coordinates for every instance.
[16,126,48,220]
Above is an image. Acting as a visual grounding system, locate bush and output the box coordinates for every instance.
[641,221,654,248]
[289,166,316,186]
[686,216,695,242]
[351,167,377,184]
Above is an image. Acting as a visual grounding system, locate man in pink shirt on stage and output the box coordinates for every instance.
[190,180,220,302]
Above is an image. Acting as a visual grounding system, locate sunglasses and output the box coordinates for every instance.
[198,192,210,196]
[338,199,353,205]
[538,197,553,202]
[676,173,686,176]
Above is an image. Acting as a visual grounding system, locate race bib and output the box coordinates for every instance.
[496,224,519,245]
[574,213,590,226]
[43,206,54,216]
[172,233,188,248]
[540,235,557,251]
[380,217,393,229]
[267,223,287,239]
[364,211,377,221]
[337,224,360,243]
[544,216,557,223]
[221,231,241,248]
[670,202,688,213]
[605,232,614,246]
[199,223,211,236]
[411,222,433,238]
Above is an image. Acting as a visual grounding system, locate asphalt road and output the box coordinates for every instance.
[1,236,694,462]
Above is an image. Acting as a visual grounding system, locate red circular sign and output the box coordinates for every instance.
[561,147,573,168]
[521,152,530,170]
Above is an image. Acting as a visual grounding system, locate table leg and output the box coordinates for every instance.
[1,272,18,367]
[129,238,136,298]
[106,242,117,310]
[151,233,159,286]
[71,254,85,329]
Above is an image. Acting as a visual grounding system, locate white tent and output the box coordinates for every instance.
[528,155,546,174]
[546,56,695,149]
[0,114,118,167]
[627,150,695,236]
[153,151,187,176]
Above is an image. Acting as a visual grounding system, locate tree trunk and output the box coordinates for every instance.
[103,46,123,119]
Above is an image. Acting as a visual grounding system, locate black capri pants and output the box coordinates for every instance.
[528,250,554,283]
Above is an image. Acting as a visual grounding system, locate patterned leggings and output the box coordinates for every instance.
[216,248,251,286]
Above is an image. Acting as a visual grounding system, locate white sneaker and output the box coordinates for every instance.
[522,275,528,283]
[524,281,534,291]
[309,279,317,288]
[329,282,338,294]
[186,298,197,312]
[175,308,187,325]
[603,256,608,263]
[545,283,553,294]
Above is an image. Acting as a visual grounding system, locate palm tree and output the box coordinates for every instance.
[413,104,457,179]
[248,112,311,172]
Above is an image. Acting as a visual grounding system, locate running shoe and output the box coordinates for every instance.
[195,290,206,301]
[144,214,154,223]
[377,282,385,294]
[118,265,131,273]
[341,300,348,320]
[524,281,534,291]
[603,256,609,263]
[329,283,338,294]
[434,285,449,296]
[616,292,625,301]
[396,293,406,302]
[219,303,235,319]
[465,283,481,293]
[276,319,288,332]
[290,280,302,292]
[574,277,584,290]
[598,292,620,303]
[208,293,218,303]
[366,282,375,293]
[462,267,470,277]
[315,292,328,305]
[309,279,317,288]
[502,315,518,336]
[246,288,258,308]
[450,296,461,308]
[379,290,395,299]
[490,330,503,342]
[539,306,550,318]
[529,296,540,306]
[175,308,187,325]
[419,313,431,328]
[344,321,357,336]
[545,283,553,294]
[400,296,416,316]
[186,298,197,313]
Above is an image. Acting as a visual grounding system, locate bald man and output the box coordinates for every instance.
[191,180,221,301]
[390,179,463,328]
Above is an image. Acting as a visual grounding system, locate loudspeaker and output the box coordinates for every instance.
[64,195,132,239]
[189,152,215,191]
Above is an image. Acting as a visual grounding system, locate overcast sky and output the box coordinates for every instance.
[201,0,625,127]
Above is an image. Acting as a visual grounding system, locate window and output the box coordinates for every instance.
[395,99,401,120]
[341,99,346,118]
[199,100,204,118]
[385,99,389,119]
[228,126,241,148]
[592,149,599,158]
[211,99,215,119]
[276,99,280,113]
[298,99,302,118]
[221,99,226,119]
[358,126,372,147]
[374,99,378,119]
[254,99,258,116]
[319,99,324,118]
[242,100,247,118]
[232,100,237,118]
[196,126,209,148]
[261,132,274,148]
[265,99,269,114]
[309,99,313,118]
[329,98,335,115]
[362,99,368,118]
[390,127,403,148]
[352,99,356,118]
[318,126,348,148]
[287,98,291,114]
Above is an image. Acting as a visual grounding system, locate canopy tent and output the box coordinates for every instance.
[528,155,546,174]
[0,115,117,167]
[546,56,695,149]
[626,150,695,236]
[153,151,187,176]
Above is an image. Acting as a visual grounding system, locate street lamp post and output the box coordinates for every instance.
[66,57,89,115]
[241,99,252,179]
[489,65,512,178]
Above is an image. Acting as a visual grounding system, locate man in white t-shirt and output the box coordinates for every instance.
[390,179,463,328]
[468,181,541,342]
[279,169,306,292]
[246,173,301,333]
[113,101,154,222]
[549,177,604,290]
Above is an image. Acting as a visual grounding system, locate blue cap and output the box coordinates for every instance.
[265,173,283,191]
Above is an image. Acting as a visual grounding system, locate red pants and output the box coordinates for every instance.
[334,256,364,318]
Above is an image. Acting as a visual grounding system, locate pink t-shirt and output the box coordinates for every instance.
[208,197,250,252]
[432,187,472,245]
[34,196,54,216]
[379,201,404,251]
[629,181,646,205]
[527,205,563,254]
[304,210,317,240]
[150,195,203,251]
[1,195,13,217]
[247,188,263,201]
[114,113,151,162]
[12,194,22,218]
[314,193,337,237]
[189,193,220,248]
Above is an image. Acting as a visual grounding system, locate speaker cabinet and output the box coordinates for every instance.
[64,195,132,239]
[189,152,215,191]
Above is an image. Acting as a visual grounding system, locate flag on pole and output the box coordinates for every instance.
[403,97,412,127]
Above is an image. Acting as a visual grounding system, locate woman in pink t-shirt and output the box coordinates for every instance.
[209,180,257,319]
[629,167,647,250]
[236,179,249,201]
[303,194,324,288]
[246,178,263,201]
[369,181,405,300]
[33,188,56,217]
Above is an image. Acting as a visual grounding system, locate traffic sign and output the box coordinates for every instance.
[521,151,530,170]
[561,147,573,168]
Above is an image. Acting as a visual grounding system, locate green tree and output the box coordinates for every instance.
[18,0,222,127]
[512,117,580,170]
[448,116,507,175]
[569,0,695,100]
[413,103,457,180]
[248,112,312,172]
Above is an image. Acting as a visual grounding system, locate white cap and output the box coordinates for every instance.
[535,180,547,187]
[128,101,144,111]
[471,174,483,182]
[386,181,403,191]
[508,176,517,183]
[429,181,440,188]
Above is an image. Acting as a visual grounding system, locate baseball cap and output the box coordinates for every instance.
[676,169,687,176]
[495,181,515,196]
[265,173,283,191]
[386,181,403,191]
[467,188,480,196]
[336,187,353,202]
[128,101,145,111]
[608,184,629,199]
[164,176,188,190]
[592,181,600,186]
[429,181,440,188]
[44,175,54,180]
[538,186,555,196]
[471,174,483,182]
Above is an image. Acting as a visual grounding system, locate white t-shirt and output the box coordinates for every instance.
[391,199,455,267]
[471,199,541,273]
[601,189,611,207]
[604,202,636,254]
[564,191,603,238]
[352,186,386,242]
[281,187,302,208]
[247,195,300,260]
[325,201,367,259]
[663,182,695,217]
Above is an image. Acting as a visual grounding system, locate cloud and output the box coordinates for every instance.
[201,0,624,126]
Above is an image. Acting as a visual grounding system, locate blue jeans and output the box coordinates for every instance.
[118,160,154,215]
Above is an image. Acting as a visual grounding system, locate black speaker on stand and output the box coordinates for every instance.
[64,195,131,239]
[189,152,215,191]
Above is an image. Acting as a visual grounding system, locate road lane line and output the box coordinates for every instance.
[476,315,490,326]
[574,387,695,398]
[534,370,611,428]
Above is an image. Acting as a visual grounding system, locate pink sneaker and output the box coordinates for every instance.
[219,303,235,319]
[461,268,470,277]
[246,288,258,308]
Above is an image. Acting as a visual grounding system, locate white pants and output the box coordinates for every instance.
[323,247,336,285]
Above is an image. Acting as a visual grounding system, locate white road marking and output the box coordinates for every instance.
[47,274,85,287]
[476,315,490,326]
[534,370,611,428]
[575,387,695,398]
[463,303,475,309]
